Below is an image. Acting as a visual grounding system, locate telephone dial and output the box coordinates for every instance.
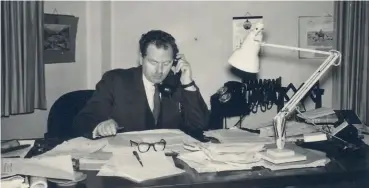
[158,57,182,97]
[211,81,249,117]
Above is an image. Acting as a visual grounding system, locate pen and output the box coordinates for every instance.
[3,156,20,158]
[133,151,143,167]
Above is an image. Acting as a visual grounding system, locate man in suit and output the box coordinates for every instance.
[73,30,209,139]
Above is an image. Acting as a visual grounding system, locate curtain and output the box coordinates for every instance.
[332,1,369,125]
[1,1,46,117]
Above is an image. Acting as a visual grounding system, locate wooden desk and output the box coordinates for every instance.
[22,138,369,188]
[56,144,369,188]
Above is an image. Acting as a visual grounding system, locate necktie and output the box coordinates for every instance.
[153,84,161,124]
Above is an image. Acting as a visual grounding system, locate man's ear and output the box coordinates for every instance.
[139,53,143,65]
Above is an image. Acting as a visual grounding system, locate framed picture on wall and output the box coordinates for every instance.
[44,13,79,64]
[298,16,334,59]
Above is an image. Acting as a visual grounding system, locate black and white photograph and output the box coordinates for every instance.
[1,1,368,188]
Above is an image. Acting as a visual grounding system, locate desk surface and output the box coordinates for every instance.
[20,138,369,188]
[70,143,369,188]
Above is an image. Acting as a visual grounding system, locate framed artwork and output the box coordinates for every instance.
[298,16,334,59]
[44,13,79,64]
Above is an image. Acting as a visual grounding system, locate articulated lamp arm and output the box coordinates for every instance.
[228,23,341,150]
[259,44,342,149]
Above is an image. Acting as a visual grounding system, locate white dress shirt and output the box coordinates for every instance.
[142,74,158,112]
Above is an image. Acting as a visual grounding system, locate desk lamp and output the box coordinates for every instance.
[228,22,342,163]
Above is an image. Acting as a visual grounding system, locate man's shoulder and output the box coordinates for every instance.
[102,66,141,80]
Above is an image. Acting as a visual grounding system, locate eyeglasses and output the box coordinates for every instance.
[130,139,166,153]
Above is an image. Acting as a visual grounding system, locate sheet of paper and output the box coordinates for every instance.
[177,151,263,173]
[178,143,330,173]
[78,151,113,171]
[204,128,274,144]
[296,107,335,119]
[1,175,29,188]
[106,129,200,154]
[2,140,35,158]
[259,121,319,138]
[39,137,107,159]
[97,147,185,183]
[1,155,75,180]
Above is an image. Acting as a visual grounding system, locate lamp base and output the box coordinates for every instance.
[258,148,307,164]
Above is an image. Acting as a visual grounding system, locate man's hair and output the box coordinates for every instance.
[139,30,179,58]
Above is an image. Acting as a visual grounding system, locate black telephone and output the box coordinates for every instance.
[158,57,182,97]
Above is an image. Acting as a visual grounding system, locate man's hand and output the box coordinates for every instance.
[174,54,196,91]
[96,119,118,137]
[174,54,193,85]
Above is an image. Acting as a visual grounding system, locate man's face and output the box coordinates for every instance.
[141,44,174,84]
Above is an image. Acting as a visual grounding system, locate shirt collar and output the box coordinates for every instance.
[142,73,155,90]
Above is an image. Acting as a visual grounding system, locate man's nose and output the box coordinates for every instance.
[156,63,164,74]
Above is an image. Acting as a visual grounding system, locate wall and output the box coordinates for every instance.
[1,1,88,140]
[110,1,334,128]
[1,1,334,139]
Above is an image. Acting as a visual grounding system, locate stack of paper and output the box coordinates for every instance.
[79,151,113,171]
[1,175,29,188]
[39,137,107,159]
[1,140,35,158]
[177,142,267,173]
[97,147,185,183]
[177,143,330,173]
[259,121,319,138]
[105,129,200,154]
[1,155,75,180]
[296,107,335,119]
[200,143,265,164]
[204,128,274,144]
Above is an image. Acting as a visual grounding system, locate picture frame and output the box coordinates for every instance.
[44,13,79,64]
[298,16,334,59]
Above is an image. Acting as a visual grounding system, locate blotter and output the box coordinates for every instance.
[97,147,185,183]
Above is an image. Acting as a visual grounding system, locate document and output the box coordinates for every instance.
[1,155,75,180]
[1,175,29,188]
[79,151,113,171]
[204,128,274,144]
[1,140,35,158]
[39,137,107,159]
[178,143,330,173]
[296,107,335,119]
[97,147,185,183]
[106,129,200,154]
[259,121,319,138]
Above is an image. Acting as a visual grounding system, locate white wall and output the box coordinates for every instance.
[1,1,88,140]
[110,1,334,128]
[1,1,334,139]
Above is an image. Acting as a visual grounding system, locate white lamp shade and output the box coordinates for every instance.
[228,48,260,73]
[228,22,264,73]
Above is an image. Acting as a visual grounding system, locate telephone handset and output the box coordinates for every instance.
[158,57,182,97]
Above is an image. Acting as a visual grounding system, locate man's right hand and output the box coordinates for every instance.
[95,119,118,137]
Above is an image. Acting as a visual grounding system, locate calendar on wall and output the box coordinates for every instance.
[232,16,263,51]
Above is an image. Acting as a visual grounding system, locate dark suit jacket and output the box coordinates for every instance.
[73,66,210,139]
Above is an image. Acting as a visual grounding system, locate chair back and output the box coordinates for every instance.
[46,90,94,140]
